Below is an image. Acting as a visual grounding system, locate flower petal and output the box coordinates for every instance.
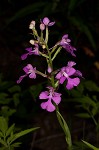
[43,17,50,25]
[56,72,62,79]
[25,47,32,52]
[29,72,36,79]
[67,61,76,67]
[60,76,66,84]
[39,91,49,99]
[21,53,28,60]
[74,70,82,77]
[65,67,76,76]
[66,77,80,90]
[41,99,55,112]
[48,21,55,26]
[17,75,27,84]
[52,92,61,104]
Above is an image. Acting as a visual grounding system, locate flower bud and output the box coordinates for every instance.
[29,40,35,45]
[47,67,52,73]
[29,20,35,29]
[40,23,45,31]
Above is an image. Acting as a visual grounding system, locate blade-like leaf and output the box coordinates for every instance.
[82,140,99,150]
[57,111,72,148]
[0,138,7,147]
[69,17,96,49]
[5,2,48,25]
[67,96,97,108]
[10,142,21,148]
[0,117,8,135]
[0,131,3,137]
[9,127,39,144]
[6,124,15,138]
[84,80,99,92]
[75,113,91,118]
[8,85,21,93]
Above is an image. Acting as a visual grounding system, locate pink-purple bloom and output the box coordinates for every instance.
[17,64,36,83]
[21,44,39,60]
[39,87,62,112]
[60,34,76,57]
[40,17,55,31]
[56,61,82,90]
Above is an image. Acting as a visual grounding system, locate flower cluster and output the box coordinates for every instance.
[17,17,82,112]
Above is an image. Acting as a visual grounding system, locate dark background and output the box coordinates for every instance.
[0,0,99,150]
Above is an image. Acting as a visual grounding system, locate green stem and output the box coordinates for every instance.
[45,44,55,88]
[45,29,72,150]
[36,70,47,78]
[52,47,62,61]
[45,26,48,44]
[50,45,58,54]
[39,52,49,58]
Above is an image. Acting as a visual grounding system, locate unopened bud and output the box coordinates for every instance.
[40,23,45,31]
[42,45,46,49]
[29,40,35,45]
[48,67,52,73]
[29,21,35,29]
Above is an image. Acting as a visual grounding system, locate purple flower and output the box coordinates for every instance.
[60,34,76,57]
[39,87,61,112]
[42,17,55,26]
[21,44,39,60]
[40,17,55,30]
[17,64,36,83]
[56,61,82,90]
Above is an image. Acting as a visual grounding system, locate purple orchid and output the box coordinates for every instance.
[21,44,39,60]
[56,61,82,90]
[17,64,36,84]
[40,17,55,30]
[59,34,76,57]
[39,87,62,112]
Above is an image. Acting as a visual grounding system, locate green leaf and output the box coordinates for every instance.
[5,2,48,25]
[92,106,98,116]
[0,93,11,104]
[0,138,7,147]
[0,81,14,91]
[76,83,84,94]
[8,85,21,93]
[69,17,96,49]
[68,0,78,13]
[10,142,21,148]
[0,131,4,137]
[13,93,20,106]
[82,140,99,150]
[9,127,39,144]
[69,89,82,98]
[0,93,8,100]
[29,84,43,100]
[0,106,16,118]
[0,117,8,135]
[75,113,91,118]
[56,111,72,148]
[68,0,86,14]
[67,96,97,108]
[84,80,99,92]
[6,124,15,138]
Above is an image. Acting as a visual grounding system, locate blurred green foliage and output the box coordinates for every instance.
[65,80,99,126]
[0,116,39,150]
[0,0,98,50]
